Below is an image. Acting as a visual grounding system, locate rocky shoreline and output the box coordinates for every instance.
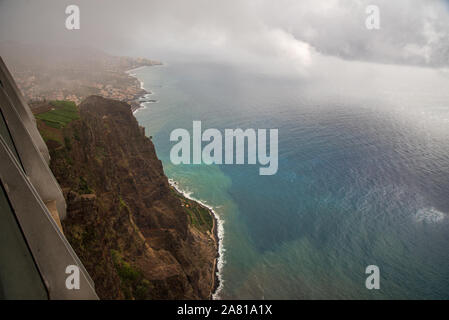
[125,68,153,113]
[168,180,222,299]
[128,66,222,299]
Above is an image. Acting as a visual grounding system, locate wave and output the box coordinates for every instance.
[415,207,445,223]
[125,65,148,74]
[168,178,225,299]
[126,67,149,90]
[132,104,147,115]
[129,66,225,298]
[127,73,156,115]
[142,92,154,98]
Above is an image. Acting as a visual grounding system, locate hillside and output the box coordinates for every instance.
[36,96,217,299]
[0,42,161,108]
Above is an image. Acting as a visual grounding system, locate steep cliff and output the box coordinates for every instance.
[36,96,217,299]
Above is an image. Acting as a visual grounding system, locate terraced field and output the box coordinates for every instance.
[35,100,79,129]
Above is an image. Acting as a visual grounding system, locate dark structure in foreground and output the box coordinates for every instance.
[0,57,98,299]
[0,57,217,300]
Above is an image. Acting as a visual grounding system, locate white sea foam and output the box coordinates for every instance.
[128,68,225,297]
[139,99,158,103]
[125,65,148,74]
[415,207,445,223]
[127,72,155,115]
[132,104,147,115]
[168,178,225,299]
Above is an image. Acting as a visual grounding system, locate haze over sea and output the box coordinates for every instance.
[132,59,449,299]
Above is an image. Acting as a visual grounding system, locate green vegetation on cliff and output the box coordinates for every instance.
[36,96,217,300]
[111,249,152,300]
[171,189,214,234]
[35,100,79,129]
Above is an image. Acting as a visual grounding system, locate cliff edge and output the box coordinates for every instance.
[36,96,217,299]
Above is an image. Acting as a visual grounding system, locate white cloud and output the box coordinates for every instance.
[1,0,448,68]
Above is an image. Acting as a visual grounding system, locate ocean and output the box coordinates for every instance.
[130,60,449,299]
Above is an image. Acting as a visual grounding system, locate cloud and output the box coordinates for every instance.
[0,0,448,68]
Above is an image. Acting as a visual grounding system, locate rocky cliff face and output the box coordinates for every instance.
[39,96,217,299]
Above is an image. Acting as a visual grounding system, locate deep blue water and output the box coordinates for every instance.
[132,61,449,299]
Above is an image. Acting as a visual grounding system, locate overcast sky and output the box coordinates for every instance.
[1,0,448,69]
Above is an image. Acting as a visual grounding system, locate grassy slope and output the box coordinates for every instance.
[35,100,80,129]
[171,188,214,234]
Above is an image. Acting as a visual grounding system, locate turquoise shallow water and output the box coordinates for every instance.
[131,61,449,299]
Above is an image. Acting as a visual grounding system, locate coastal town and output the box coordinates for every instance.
[2,42,161,111]
[17,75,147,107]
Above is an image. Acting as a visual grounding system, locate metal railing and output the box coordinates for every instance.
[0,57,98,300]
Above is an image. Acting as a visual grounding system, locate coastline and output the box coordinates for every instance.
[125,67,151,114]
[127,67,224,300]
[168,179,224,300]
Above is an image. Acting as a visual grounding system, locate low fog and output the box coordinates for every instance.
[1,0,448,68]
[1,0,449,103]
